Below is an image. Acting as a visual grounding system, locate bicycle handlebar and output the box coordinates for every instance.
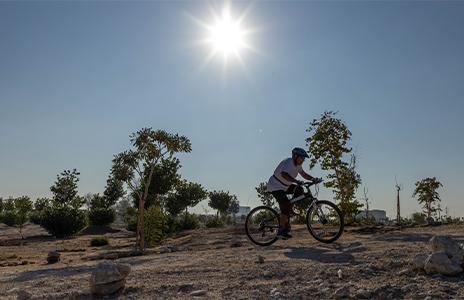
[304,178,323,187]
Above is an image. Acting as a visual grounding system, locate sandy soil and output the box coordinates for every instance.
[1,221,463,300]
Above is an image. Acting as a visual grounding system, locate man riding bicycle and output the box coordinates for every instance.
[267,147,317,239]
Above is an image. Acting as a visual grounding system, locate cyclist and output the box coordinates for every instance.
[267,147,317,239]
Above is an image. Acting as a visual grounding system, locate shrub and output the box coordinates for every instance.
[89,208,116,227]
[125,206,168,245]
[144,206,167,246]
[180,214,199,230]
[165,217,182,233]
[126,218,137,232]
[2,211,19,227]
[411,212,426,225]
[41,207,88,238]
[29,211,42,225]
[205,218,224,228]
[90,237,109,247]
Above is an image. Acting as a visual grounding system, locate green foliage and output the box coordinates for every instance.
[306,111,362,216]
[0,197,4,213]
[50,169,83,208]
[103,176,125,208]
[29,211,42,225]
[121,206,137,225]
[412,177,443,218]
[14,196,33,227]
[411,212,426,225]
[2,211,19,227]
[34,197,51,212]
[205,218,224,228]
[179,214,200,230]
[41,206,88,238]
[144,205,167,246]
[89,208,116,227]
[111,127,192,251]
[255,182,274,206]
[208,190,233,218]
[126,219,138,232]
[89,193,106,210]
[338,199,364,225]
[90,237,109,247]
[138,158,183,209]
[165,180,208,216]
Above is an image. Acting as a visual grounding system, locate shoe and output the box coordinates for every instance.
[276,230,293,240]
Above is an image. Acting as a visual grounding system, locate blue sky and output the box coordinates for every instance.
[1,1,463,219]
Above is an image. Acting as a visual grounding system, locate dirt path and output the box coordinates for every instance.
[1,222,463,300]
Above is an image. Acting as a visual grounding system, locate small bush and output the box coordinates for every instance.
[29,211,42,225]
[126,218,137,232]
[41,207,88,238]
[9,254,18,259]
[89,208,116,227]
[2,211,19,227]
[180,214,200,230]
[165,217,182,233]
[90,237,109,247]
[205,218,224,228]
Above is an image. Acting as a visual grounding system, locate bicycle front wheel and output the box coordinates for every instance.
[306,200,344,243]
[245,206,280,246]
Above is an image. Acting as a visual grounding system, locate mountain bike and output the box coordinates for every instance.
[245,180,344,246]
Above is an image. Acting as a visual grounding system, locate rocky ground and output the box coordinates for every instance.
[1,221,463,300]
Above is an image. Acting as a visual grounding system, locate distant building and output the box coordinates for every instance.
[237,206,250,217]
[357,209,387,223]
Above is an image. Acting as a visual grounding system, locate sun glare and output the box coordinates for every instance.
[189,2,261,74]
[209,16,244,55]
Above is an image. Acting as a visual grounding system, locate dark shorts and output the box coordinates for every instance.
[271,185,304,215]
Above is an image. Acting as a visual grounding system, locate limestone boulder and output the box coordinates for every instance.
[89,261,132,296]
[429,235,464,266]
[424,251,463,276]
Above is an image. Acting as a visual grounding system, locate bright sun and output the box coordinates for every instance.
[209,15,244,55]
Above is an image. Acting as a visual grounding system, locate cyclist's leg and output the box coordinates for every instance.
[271,191,292,236]
[286,184,304,216]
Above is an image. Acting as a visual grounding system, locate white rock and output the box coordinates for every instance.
[333,286,350,299]
[270,288,284,297]
[424,251,463,275]
[412,253,428,269]
[356,289,371,299]
[189,290,207,296]
[429,235,464,265]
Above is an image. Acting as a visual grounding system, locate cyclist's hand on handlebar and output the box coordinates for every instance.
[312,177,323,183]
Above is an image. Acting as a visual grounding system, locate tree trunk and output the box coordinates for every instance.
[397,190,401,225]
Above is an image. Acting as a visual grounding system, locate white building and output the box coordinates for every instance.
[237,206,251,217]
[356,209,387,223]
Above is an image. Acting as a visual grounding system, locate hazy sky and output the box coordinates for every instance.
[1,1,463,219]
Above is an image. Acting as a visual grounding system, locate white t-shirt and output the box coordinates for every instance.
[267,157,303,192]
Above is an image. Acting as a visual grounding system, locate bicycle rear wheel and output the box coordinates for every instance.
[306,200,344,243]
[245,206,280,246]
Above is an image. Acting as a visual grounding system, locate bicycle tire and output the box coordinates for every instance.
[306,200,344,243]
[245,206,280,246]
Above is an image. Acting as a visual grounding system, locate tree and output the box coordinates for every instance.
[412,177,443,218]
[103,175,125,208]
[395,176,403,225]
[14,196,33,245]
[50,169,84,208]
[255,182,274,207]
[227,195,240,225]
[306,111,362,220]
[208,190,233,219]
[165,180,208,216]
[111,128,192,252]
[40,169,87,238]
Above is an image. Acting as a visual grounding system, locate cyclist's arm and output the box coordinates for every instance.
[280,171,299,184]
[299,170,314,181]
